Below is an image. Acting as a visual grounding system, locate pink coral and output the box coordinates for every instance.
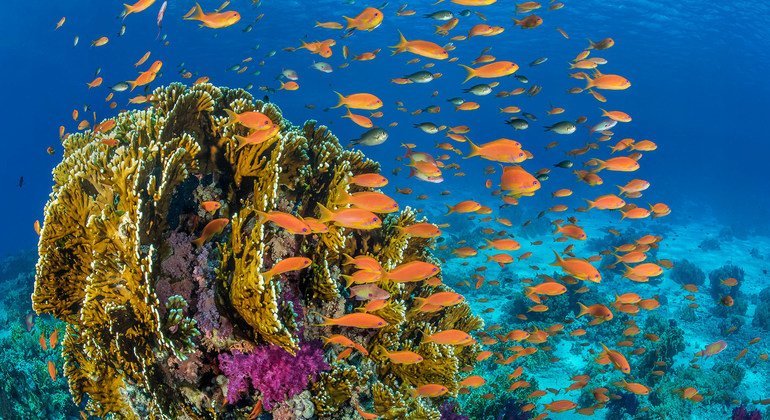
[217,342,329,410]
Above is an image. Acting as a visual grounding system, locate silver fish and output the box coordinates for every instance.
[424,10,454,20]
[414,122,440,134]
[312,62,333,73]
[111,82,130,92]
[545,121,577,135]
[590,119,617,133]
[530,57,548,67]
[405,71,435,83]
[464,84,493,96]
[506,118,529,130]
[352,128,388,146]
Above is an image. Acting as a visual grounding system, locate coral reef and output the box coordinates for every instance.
[31,83,482,418]
[669,259,706,286]
[0,252,80,418]
[752,286,770,331]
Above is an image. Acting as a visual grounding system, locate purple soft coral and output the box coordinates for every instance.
[218,342,328,410]
[732,405,763,420]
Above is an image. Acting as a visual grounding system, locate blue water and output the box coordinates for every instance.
[1,0,769,418]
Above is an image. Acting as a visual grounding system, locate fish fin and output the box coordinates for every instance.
[444,204,453,216]
[121,4,133,19]
[343,16,354,30]
[587,38,595,49]
[191,236,204,248]
[390,30,408,54]
[550,249,563,267]
[458,64,475,83]
[584,74,595,89]
[413,297,426,310]
[577,302,588,318]
[183,3,202,20]
[316,202,335,223]
[464,138,481,159]
[330,91,345,109]
[223,109,238,125]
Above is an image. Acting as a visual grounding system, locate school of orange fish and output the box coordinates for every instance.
[41,0,769,417]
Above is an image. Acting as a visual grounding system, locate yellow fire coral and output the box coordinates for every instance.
[32,83,482,418]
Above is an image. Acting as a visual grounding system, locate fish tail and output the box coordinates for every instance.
[587,38,595,49]
[342,275,355,288]
[584,198,595,210]
[593,158,606,171]
[121,3,133,18]
[191,236,204,248]
[316,315,335,327]
[513,18,522,26]
[550,249,563,266]
[444,204,454,216]
[577,302,588,318]
[183,3,203,20]
[620,210,627,220]
[617,185,625,195]
[316,202,335,223]
[584,74,595,89]
[127,79,138,92]
[255,210,269,223]
[330,91,346,108]
[343,16,354,30]
[390,30,408,54]
[458,64,476,83]
[224,109,238,125]
[464,139,481,159]
[413,297,426,310]
[279,81,285,90]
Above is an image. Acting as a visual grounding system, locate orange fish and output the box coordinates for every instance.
[201,201,221,213]
[261,257,312,279]
[224,109,273,130]
[412,384,449,397]
[465,139,525,163]
[459,375,486,388]
[122,0,156,18]
[49,329,59,349]
[319,313,388,328]
[596,343,630,374]
[183,3,241,29]
[317,203,381,230]
[383,349,424,364]
[337,191,398,213]
[390,31,448,60]
[424,329,473,346]
[397,222,442,238]
[446,200,481,214]
[257,211,311,235]
[344,7,383,31]
[578,303,613,325]
[585,70,631,90]
[332,92,383,110]
[460,61,518,83]
[551,251,601,282]
[47,361,56,381]
[192,218,229,247]
[386,261,440,283]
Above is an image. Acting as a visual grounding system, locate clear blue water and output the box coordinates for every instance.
[1,1,769,418]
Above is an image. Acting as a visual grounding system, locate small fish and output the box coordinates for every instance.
[352,128,388,146]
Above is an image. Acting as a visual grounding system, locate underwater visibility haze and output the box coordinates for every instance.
[1,0,769,419]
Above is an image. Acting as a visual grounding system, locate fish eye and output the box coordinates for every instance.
[372,217,378,221]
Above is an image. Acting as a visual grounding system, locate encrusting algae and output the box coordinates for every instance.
[32,83,482,418]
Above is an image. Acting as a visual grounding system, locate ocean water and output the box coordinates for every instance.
[1,0,769,419]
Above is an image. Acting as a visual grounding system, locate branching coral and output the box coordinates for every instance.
[32,83,481,418]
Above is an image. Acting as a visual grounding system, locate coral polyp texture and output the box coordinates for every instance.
[31,83,482,418]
